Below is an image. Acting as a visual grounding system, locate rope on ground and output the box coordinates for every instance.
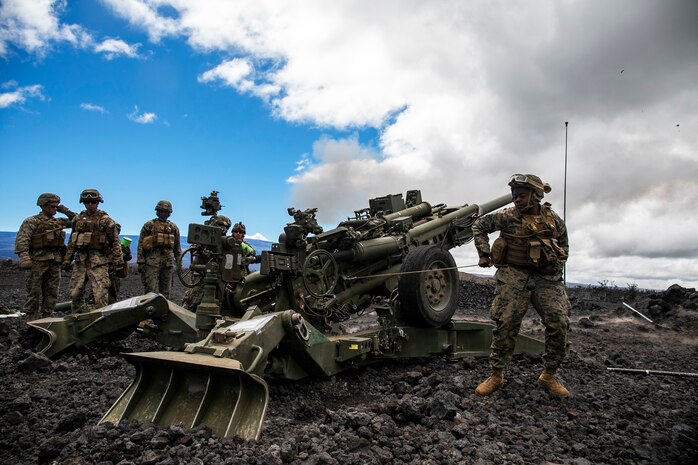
[344,264,481,281]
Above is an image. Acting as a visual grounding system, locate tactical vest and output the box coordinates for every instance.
[142,221,176,251]
[30,217,67,250]
[71,212,109,251]
[491,208,567,270]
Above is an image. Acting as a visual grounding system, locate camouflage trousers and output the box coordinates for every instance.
[108,268,123,304]
[489,267,570,371]
[142,263,174,299]
[70,261,111,312]
[182,281,204,311]
[23,260,61,319]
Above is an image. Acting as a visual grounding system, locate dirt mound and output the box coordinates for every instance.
[1,268,697,464]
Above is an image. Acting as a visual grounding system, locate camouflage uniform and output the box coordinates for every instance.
[14,194,75,319]
[137,202,182,299]
[232,222,256,276]
[107,230,132,304]
[472,203,570,371]
[64,190,123,312]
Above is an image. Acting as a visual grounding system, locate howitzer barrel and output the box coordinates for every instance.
[382,202,432,223]
[408,194,512,245]
[348,194,510,262]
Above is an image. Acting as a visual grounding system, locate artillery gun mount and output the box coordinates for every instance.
[28,189,544,440]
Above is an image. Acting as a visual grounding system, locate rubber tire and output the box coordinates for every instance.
[398,245,459,327]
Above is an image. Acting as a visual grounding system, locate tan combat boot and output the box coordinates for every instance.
[538,369,570,397]
[475,368,504,396]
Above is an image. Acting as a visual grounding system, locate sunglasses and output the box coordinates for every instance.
[85,201,98,205]
[48,205,59,209]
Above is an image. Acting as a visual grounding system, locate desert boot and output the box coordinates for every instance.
[475,368,504,396]
[538,369,570,397]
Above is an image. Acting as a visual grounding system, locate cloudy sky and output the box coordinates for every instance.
[1,0,697,289]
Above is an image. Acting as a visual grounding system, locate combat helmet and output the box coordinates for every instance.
[79,188,103,204]
[232,222,246,234]
[508,174,551,202]
[155,200,173,213]
[36,193,61,207]
[211,215,232,233]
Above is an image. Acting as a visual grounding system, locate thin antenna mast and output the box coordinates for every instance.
[562,121,568,222]
[562,121,568,286]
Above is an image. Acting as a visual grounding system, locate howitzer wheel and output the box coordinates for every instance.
[398,245,458,327]
[177,247,205,288]
[302,249,339,298]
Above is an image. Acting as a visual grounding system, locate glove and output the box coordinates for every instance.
[19,253,32,270]
[138,263,145,274]
[56,204,68,214]
[478,256,492,268]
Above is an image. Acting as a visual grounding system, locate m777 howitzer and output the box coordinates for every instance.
[28,189,544,441]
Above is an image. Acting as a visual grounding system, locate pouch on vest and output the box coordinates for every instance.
[142,235,153,252]
[490,236,507,266]
[75,232,93,247]
[155,232,174,247]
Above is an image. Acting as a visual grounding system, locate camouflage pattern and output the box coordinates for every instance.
[137,218,182,299]
[36,193,61,206]
[15,210,75,319]
[182,282,204,311]
[64,209,123,312]
[108,229,132,304]
[23,260,61,319]
[472,203,571,371]
[155,200,173,212]
[488,267,570,370]
[79,188,103,203]
[473,204,568,280]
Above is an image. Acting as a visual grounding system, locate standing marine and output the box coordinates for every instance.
[471,174,571,397]
[137,200,182,299]
[14,193,76,320]
[63,189,124,312]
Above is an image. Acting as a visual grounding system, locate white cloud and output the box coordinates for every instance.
[80,102,108,114]
[247,232,270,242]
[0,0,91,57]
[0,83,44,109]
[94,38,140,60]
[198,58,280,99]
[100,0,180,43]
[99,0,698,288]
[128,105,157,124]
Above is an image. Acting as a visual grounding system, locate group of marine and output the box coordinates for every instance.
[15,174,572,398]
[14,188,255,323]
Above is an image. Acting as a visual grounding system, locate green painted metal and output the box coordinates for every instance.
[101,351,269,441]
[28,294,198,358]
[30,190,546,441]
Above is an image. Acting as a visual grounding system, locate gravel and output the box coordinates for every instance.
[1,260,697,465]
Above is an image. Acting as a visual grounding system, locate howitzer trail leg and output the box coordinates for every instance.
[27,294,198,358]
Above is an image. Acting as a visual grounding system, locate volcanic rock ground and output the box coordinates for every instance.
[1,259,697,465]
